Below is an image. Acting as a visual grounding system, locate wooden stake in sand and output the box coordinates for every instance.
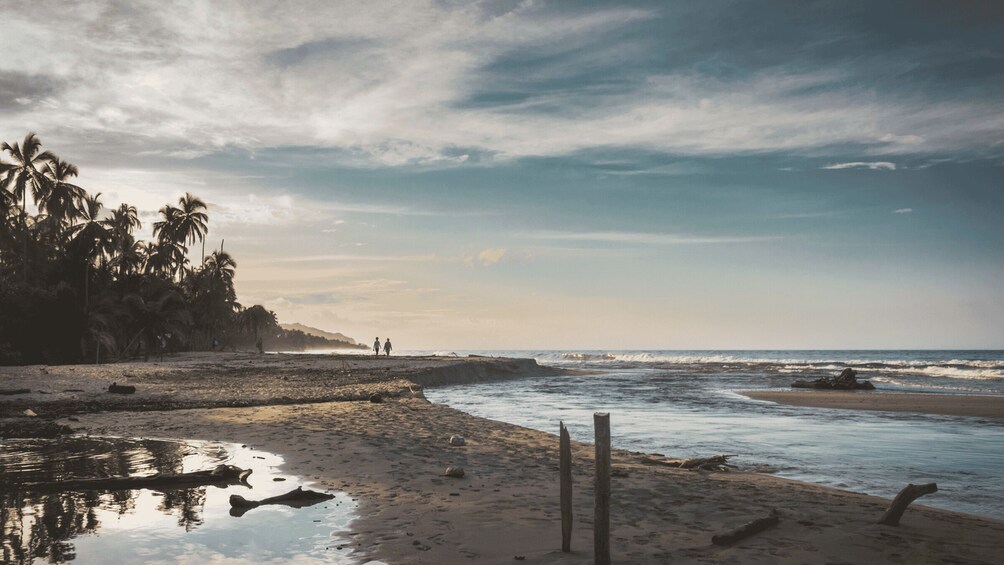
[594,412,611,565]
[879,483,938,526]
[560,421,573,552]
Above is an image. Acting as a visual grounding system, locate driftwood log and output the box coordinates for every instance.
[712,509,780,546]
[640,454,735,471]
[108,382,137,394]
[15,464,251,493]
[878,483,938,526]
[229,486,335,517]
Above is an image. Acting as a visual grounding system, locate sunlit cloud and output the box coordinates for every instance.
[822,162,897,170]
[465,247,507,267]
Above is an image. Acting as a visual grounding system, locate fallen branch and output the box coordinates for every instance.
[15,464,251,493]
[229,486,335,517]
[0,388,30,396]
[640,454,735,471]
[712,509,779,546]
[878,483,938,526]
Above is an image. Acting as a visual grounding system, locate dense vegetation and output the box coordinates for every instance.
[0,132,355,365]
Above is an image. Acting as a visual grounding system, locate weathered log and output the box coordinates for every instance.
[878,483,938,526]
[229,486,335,516]
[640,454,735,471]
[712,509,779,546]
[15,464,251,493]
[0,388,30,396]
[108,382,136,394]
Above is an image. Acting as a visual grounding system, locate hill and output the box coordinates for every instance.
[280,323,358,346]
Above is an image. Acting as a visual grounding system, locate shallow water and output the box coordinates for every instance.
[0,437,359,564]
[424,350,1004,520]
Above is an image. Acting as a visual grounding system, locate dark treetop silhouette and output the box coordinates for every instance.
[0,132,358,365]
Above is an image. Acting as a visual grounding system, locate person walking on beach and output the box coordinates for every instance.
[383,338,393,356]
[373,337,381,357]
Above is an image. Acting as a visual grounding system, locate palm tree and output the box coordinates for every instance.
[107,203,142,279]
[1,133,54,216]
[67,193,111,311]
[40,157,85,228]
[1,133,55,279]
[152,204,180,244]
[0,158,16,266]
[122,287,191,360]
[240,305,277,344]
[107,203,141,236]
[176,193,209,257]
[144,240,187,279]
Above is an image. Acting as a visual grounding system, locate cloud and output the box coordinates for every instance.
[1,1,1000,170]
[473,247,507,267]
[822,162,897,170]
[523,231,781,245]
[893,208,913,214]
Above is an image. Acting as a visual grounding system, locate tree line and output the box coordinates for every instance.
[0,132,350,365]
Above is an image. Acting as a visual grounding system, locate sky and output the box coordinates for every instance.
[2,0,1003,349]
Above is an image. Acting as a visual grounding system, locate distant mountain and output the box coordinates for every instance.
[280,323,358,346]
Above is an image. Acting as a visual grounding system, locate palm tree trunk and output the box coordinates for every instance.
[21,195,27,283]
[83,263,89,313]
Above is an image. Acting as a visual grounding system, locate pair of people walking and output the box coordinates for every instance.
[373,337,393,356]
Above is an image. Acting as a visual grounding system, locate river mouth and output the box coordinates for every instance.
[1,436,359,564]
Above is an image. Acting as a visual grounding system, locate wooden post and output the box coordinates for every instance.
[560,421,573,552]
[594,412,611,565]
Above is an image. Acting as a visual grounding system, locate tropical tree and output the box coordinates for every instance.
[1,133,54,216]
[107,203,143,279]
[122,286,191,360]
[240,305,278,343]
[40,157,85,228]
[175,192,209,257]
[2,133,55,279]
[67,193,111,311]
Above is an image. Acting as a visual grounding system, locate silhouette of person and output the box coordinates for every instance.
[373,337,381,357]
[384,338,393,356]
[256,336,263,354]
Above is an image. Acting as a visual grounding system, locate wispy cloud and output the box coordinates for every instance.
[822,162,897,170]
[465,247,507,267]
[523,231,781,245]
[2,2,1000,169]
[893,208,913,214]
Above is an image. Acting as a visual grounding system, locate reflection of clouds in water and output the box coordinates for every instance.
[1,438,357,564]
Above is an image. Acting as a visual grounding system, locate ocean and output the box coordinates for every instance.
[416,350,1004,520]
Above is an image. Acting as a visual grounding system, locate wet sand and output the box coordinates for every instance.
[742,390,1004,419]
[4,353,1004,564]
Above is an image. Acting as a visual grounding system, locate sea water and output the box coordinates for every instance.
[420,350,1004,520]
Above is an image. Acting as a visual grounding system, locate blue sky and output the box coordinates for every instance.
[2,1,1003,348]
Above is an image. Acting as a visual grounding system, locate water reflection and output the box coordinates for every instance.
[0,437,358,564]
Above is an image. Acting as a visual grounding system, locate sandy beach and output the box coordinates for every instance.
[4,353,1004,564]
[742,390,1004,419]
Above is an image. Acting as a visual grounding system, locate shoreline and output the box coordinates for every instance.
[4,353,1004,563]
[742,390,1004,419]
